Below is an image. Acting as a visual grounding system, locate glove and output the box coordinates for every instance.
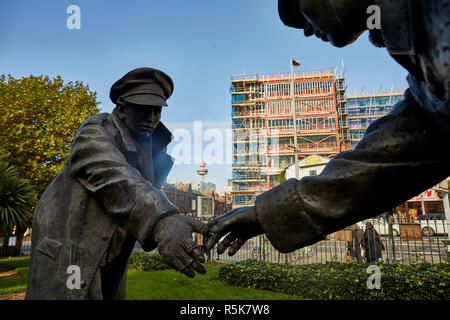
[206,206,263,256]
[153,214,210,278]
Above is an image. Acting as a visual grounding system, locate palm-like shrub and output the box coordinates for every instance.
[0,161,35,237]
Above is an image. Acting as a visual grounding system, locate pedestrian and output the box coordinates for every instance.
[347,224,364,263]
[363,222,385,263]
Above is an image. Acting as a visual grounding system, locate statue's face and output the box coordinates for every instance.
[295,0,367,47]
[119,104,162,139]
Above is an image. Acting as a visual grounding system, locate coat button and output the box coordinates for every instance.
[102,233,109,241]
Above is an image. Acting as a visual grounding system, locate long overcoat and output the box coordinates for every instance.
[363,228,385,262]
[26,110,176,299]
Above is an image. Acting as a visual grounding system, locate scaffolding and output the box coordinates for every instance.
[346,89,405,149]
[230,68,346,208]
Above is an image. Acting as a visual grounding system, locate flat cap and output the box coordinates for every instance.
[110,67,174,106]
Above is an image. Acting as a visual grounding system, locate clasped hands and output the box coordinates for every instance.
[153,206,262,278]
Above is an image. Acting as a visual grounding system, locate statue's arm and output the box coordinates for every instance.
[69,118,177,250]
[255,90,450,252]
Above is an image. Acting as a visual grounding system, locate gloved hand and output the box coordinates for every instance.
[206,206,263,256]
[153,214,210,278]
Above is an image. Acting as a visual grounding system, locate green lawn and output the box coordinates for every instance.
[0,257,30,295]
[0,257,300,300]
[126,264,301,300]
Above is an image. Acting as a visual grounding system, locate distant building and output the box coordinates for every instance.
[161,182,231,219]
[344,90,449,221]
[163,162,228,217]
[346,90,405,149]
[227,179,233,193]
[191,181,216,193]
[214,192,233,216]
[285,155,330,180]
[230,68,347,208]
[167,179,216,193]
[162,183,197,216]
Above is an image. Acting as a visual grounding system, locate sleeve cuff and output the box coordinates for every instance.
[127,188,178,251]
[254,178,326,253]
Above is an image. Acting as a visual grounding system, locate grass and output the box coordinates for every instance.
[125,263,301,300]
[0,257,301,300]
[0,257,30,295]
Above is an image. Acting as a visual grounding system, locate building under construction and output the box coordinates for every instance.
[346,90,405,149]
[230,68,348,207]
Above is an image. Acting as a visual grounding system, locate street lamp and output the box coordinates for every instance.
[291,58,301,179]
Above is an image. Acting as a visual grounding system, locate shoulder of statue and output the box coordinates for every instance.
[78,112,110,128]
[72,112,110,142]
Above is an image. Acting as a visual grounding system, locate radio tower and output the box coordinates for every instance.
[197,162,208,182]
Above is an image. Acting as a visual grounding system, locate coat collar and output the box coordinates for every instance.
[111,108,174,154]
[111,109,138,153]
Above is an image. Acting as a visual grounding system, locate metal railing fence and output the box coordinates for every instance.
[2,218,448,265]
[204,218,449,265]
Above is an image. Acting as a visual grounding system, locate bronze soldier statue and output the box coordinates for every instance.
[26,67,209,300]
[207,0,450,255]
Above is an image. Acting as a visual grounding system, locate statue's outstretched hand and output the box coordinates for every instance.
[206,206,263,256]
[153,214,210,278]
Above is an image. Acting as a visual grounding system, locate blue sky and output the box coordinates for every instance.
[0,0,408,192]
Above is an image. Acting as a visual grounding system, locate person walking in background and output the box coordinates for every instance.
[346,224,364,263]
[363,222,385,263]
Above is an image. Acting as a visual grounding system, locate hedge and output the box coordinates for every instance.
[218,259,450,300]
[127,251,171,272]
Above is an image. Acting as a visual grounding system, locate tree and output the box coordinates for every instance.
[0,161,35,253]
[279,169,287,183]
[0,74,100,199]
